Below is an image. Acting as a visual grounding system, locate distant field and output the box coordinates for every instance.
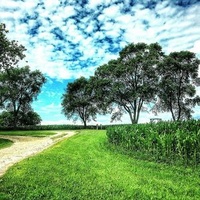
[0,130,58,137]
[0,130,200,199]
[0,124,99,131]
[0,138,13,150]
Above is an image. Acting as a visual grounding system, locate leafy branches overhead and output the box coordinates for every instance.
[61,77,98,128]
[0,23,26,72]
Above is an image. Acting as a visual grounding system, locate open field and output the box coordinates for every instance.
[0,130,200,199]
[0,130,58,137]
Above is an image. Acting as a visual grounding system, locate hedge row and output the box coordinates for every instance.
[0,124,106,131]
[106,120,200,166]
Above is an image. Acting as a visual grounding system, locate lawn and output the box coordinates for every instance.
[0,130,200,199]
[0,138,13,150]
[0,130,58,137]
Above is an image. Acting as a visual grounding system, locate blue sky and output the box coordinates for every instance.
[0,0,200,125]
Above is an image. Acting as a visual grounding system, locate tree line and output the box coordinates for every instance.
[1,23,199,128]
[61,43,200,128]
[0,23,46,127]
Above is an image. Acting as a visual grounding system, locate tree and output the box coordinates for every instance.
[0,110,41,127]
[156,51,200,121]
[61,77,98,128]
[94,43,164,124]
[21,110,41,125]
[0,23,26,72]
[0,66,46,127]
[0,111,14,127]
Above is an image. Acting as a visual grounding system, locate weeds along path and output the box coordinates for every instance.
[0,131,76,177]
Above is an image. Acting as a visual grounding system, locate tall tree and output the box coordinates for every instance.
[94,43,163,124]
[0,23,26,72]
[156,51,200,121]
[61,77,98,128]
[0,66,46,127]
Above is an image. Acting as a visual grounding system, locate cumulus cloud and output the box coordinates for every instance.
[1,0,200,80]
[190,40,200,56]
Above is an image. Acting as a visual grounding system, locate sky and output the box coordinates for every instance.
[0,0,200,125]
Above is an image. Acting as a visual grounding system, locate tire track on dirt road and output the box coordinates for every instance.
[0,131,76,177]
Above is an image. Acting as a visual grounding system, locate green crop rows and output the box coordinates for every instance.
[107,120,200,166]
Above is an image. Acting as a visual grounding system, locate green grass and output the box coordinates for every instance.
[0,130,59,137]
[0,130,200,199]
[0,138,13,150]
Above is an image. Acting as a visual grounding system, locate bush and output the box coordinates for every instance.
[0,124,107,131]
[0,111,41,127]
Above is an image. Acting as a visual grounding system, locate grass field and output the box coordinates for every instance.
[0,130,200,199]
[0,138,13,150]
[0,130,58,137]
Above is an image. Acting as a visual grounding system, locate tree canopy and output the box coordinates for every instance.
[0,110,41,127]
[0,23,45,127]
[0,23,26,72]
[62,43,199,125]
[0,66,46,127]
[155,51,200,121]
[61,77,98,128]
[93,43,164,124]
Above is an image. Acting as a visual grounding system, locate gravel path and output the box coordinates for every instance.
[0,131,76,177]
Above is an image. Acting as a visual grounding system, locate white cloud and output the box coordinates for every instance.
[43,0,60,10]
[36,103,61,112]
[41,119,72,125]
[103,4,121,18]
[0,0,21,9]
[190,40,200,55]
[22,1,37,10]
[87,0,109,9]
[62,6,76,18]
[116,14,134,24]
[1,0,200,124]
[155,1,178,17]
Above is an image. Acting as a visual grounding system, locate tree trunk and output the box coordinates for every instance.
[83,120,87,129]
[13,112,18,128]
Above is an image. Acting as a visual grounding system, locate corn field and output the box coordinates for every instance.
[0,124,99,131]
[106,120,200,166]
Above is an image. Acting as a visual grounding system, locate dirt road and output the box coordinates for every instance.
[0,131,76,177]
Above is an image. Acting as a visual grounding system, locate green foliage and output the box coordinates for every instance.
[0,23,26,72]
[0,124,103,131]
[0,138,13,149]
[93,42,164,124]
[0,66,46,127]
[156,51,200,121]
[1,130,200,199]
[0,111,41,127]
[61,77,98,128]
[0,23,26,107]
[107,120,200,165]
[0,24,45,127]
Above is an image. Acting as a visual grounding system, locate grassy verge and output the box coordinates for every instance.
[0,138,13,150]
[0,130,200,199]
[0,130,59,137]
